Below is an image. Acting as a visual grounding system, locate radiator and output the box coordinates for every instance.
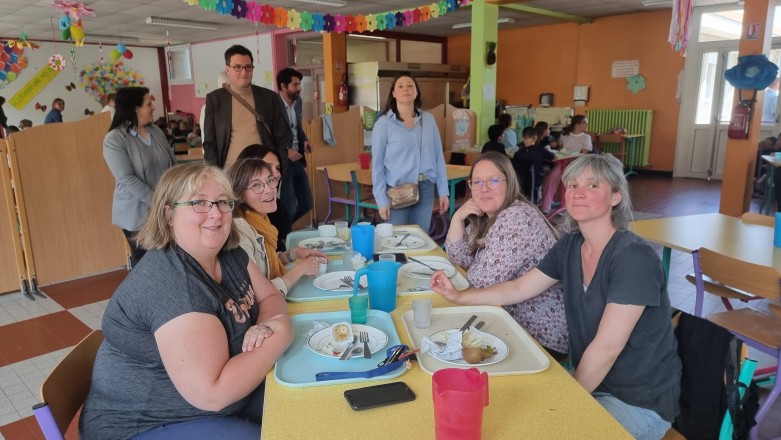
[586,109,653,167]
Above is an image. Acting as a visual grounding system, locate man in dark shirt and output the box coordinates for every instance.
[481,124,507,155]
[513,126,554,202]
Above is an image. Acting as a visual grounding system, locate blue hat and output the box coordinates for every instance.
[724,54,779,90]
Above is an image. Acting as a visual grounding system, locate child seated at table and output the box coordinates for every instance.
[512,127,555,204]
[481,124,507,156]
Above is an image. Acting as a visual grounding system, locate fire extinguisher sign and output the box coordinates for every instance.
[747,23,760,40]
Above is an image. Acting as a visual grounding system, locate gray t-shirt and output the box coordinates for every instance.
[79,246,258,440]
[537,230,681,422]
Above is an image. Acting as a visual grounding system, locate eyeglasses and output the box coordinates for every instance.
[173,199,235,213]
[468,176,507,191]
[229,64,254,72]
[246,176,280,194]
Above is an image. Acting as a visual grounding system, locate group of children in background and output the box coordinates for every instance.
[154,117,202,147]
[482,114,593,215]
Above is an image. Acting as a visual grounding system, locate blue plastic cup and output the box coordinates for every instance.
[775,213,781,248]
[351,224,375,261]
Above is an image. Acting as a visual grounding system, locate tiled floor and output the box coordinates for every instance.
[0,178,778,439]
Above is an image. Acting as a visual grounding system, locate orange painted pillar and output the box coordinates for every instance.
[719,0,774,216]
[323,33,347,114]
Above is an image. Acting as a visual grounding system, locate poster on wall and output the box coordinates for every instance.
[611,60,640,78]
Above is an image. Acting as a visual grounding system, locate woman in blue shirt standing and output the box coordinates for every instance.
[371,72,449,231]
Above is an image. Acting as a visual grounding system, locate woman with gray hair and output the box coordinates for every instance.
[432,154,681,440]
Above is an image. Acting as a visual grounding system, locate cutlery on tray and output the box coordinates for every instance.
[338,336,357,361]
[474,321,485,330]
[395,233,411,247]
[408,257,439,272]
[459,315,477,332]
[360,331,371,359]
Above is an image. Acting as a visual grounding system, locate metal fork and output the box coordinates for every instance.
[360,331,371,359]
[341,275,354,287]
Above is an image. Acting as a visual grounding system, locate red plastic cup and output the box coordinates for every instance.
[358,152,371,169]
[432,368,489,440]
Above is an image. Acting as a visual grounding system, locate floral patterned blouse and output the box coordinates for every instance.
[445,200,569,353]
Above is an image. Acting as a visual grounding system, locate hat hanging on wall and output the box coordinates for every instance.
[724,54,779,90]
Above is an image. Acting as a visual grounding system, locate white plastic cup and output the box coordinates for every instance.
[412,298,432,329]
[379,254,396,263]
[317,257,328,276]
[318,225,337,237]
[342,246,354,270]
[376,223,394,238]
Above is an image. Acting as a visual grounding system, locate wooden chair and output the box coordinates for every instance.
[350,170,378,225]
[740,212,774,227]
[172,142,190,155]
[321,167,356,225]
[33,330,104,439]
[596,133,626,164]
[691,248,781,439]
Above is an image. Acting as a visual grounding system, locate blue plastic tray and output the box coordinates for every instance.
[273,310,406,387]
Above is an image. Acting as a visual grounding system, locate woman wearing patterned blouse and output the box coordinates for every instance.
[445,152,568,358]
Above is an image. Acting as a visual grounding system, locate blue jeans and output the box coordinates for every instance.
[279,159,313,223]
[593,392,671,440]
[389,180,436,232]
[132,416,259,440]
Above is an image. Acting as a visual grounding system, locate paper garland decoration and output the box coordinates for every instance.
[80,61,145,103]
[0,40,32,89]
[668,0,693,55]
[53,1,95,47]
[182,0,472,33]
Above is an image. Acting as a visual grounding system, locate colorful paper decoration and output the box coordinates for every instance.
[627,74,647,94]
[8,65,61,110]
[80,61,145,103]
[49,54,66,70]
[53,1,95,47]
[0,39,32,89]
[668,0,693,55]
[182,0,469,34]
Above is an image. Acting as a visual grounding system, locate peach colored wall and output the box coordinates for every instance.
[448,10,684,171]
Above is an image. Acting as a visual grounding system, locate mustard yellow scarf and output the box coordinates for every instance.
[243,209,286,278]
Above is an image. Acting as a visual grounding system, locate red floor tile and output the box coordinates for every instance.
[0,312,91,367]
[0,416,45,440]
[44,270,127,309]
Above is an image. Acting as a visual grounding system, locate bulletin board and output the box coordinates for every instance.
[191,33,274,98]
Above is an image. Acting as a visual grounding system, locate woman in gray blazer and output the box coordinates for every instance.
[104,87,175,268]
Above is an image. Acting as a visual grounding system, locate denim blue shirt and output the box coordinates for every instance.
[371,111,449,208]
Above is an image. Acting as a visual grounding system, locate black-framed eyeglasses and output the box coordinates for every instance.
[172,199,235,213]
[246,176,280,194]
[468,176,507,191]
[229,64,254,72]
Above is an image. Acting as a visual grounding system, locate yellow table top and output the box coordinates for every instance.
[630,213,781,270]
[176,148,204,163]
[262,244,630,439]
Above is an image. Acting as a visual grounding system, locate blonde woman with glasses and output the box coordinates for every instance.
[80,163,292,440]
[228,157,325,296]
[445,152,568,359]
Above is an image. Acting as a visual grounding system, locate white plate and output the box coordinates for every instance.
[401,257,457,280]
[307,324,388,358]
[381,234,425,250]
[426,329,509,367]
[312,271,366,292]
[299,237,346,250]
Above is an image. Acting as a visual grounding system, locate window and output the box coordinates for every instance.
[166,45,192,83]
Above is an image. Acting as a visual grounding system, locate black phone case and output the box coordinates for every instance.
[372,253,408,263]
[344,382,416,411]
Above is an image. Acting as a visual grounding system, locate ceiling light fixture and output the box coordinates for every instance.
[641,0,673,7]
[452,17,515,30]
[293,0,347,7]
[87,34,140,43]
[347,34,387,41]
[145,17,220,30]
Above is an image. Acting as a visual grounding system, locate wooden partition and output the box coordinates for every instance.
[0,141,25,294]
[9,113,127,286]
[303,107,365,226]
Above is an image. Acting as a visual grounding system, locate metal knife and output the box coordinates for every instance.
[338,342,354,361]
[474,321,485,330]
[459,314,478,332]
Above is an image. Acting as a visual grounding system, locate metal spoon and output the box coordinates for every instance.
[395,233,411,247]
[348,346,363,359]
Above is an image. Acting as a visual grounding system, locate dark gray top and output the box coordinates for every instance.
[536,230,681,422]
[79,246,258,440]
[103,124,175,231]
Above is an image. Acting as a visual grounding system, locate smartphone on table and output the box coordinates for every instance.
[343,381,416,411]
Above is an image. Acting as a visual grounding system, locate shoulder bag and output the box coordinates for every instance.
[223,84,273,140]
[386,116,423,209]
